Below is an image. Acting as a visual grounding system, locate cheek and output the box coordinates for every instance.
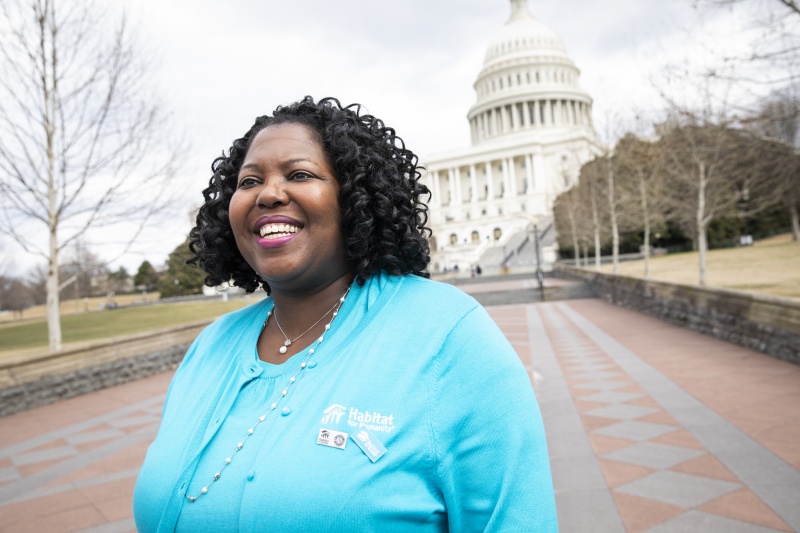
[228,192,249,231]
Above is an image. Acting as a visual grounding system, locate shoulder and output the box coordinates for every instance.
[379,273,480,319]
[180,297,270,366]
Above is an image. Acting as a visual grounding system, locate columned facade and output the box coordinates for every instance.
[422,0,602,272]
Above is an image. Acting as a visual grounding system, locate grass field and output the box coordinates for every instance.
[0,297,254,354]
[597,233,800,299]
[0,291,162,323]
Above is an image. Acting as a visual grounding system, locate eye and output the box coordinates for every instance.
[288,171,314,181]
[237,176,260,189]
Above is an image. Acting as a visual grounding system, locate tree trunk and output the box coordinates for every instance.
[606,157,619,274]
[643,220,651,279]
[790,202,799,242]
[567,206,580,267]
[44,0,62,351]
[639,173,651,278]
[697,162,708,287]
[591,184,601,271]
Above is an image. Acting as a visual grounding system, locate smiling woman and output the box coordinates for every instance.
[132,97,557,532]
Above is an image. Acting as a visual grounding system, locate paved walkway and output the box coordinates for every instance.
[1,297,798,532]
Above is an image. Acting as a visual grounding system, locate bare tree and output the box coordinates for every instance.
[690,0,800,92]
[576,159,611,271]
[552,187,582,266]
[745,89,800,239]
[615,134,667,277]
[0,0,181,350]
[658,116,784,285]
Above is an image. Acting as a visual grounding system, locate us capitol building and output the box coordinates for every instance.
[423,0,602,273]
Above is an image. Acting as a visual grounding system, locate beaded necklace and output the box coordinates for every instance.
[272,296,342,355]
[185,285,351,503]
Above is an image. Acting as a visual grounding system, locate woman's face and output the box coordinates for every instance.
[228,123,350,292]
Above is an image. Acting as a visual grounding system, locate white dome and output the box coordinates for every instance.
[467,0,594,145]
[483,3,568,67]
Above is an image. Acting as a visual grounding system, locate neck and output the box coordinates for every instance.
[269,271,355,333]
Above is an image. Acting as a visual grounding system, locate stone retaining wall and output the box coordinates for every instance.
[0,321,210,416]
[469,282,596,307]
[554,265,800,365]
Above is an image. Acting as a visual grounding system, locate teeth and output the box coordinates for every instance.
[259,223,300,238]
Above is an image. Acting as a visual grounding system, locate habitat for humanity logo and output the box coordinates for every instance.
[348,408,395,433]
[321,404,347,424]
[321,404,395,433]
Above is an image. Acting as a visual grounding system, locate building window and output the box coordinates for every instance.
[471,231,480,243]
[449,233,458,245]
[493,227,502,240]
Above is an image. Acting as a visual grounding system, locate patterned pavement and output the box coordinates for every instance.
[1,295,798,532]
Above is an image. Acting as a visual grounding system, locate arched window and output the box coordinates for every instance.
[471,231,480,243]
[493,227,502,241]
[449,233,458,245]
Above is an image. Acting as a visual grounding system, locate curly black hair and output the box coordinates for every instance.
[188,96,431,293]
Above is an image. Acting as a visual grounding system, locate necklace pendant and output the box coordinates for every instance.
[284,339,291,347]
[279,345,288,354]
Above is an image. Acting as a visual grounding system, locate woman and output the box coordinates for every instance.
[133,96,557,532]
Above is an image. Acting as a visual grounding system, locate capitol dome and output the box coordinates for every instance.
[484,0,568,63]
[467,0,594,145]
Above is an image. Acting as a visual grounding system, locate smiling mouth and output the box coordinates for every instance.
[259,223,300,240]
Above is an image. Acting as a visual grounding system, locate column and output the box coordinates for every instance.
[447,168,456,206]
[470,164,478,205]
[507,157,518,196]
[454,167,463,205]
[511,103,518,130]
[526,154,535,195]
[534,101,540,126]
[501,106,509,133]
[501,159,510,198]
[486,161,495,200]
[470,118,477,143]
[430,170,440,207]
[522,101,530,127]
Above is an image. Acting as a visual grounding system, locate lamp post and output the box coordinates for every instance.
[533,222,544,291]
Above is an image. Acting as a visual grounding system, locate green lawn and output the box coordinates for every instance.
[598,233,800,299]
[0,298,254,353]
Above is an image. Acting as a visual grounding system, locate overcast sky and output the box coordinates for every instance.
[2,0,762,274]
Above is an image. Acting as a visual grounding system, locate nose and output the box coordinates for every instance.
[256,177,289,208]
